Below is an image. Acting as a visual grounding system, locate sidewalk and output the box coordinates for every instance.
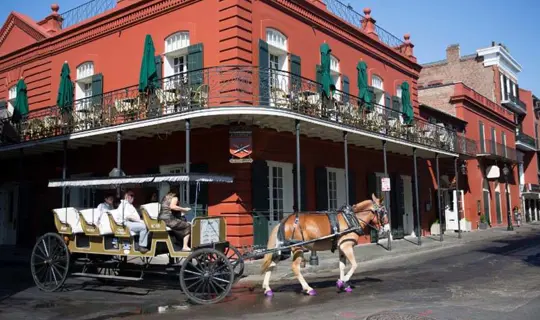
[238,223,540,283]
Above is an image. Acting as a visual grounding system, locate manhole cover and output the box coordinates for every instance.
[366,312,437,320]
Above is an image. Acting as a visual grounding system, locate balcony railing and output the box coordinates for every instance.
[502,94,527,114]
[516,132,537,150]
[5,66,466,155]
[478,139,517,161]
[456,136,478,157]
[324,0,405,51]
[60,0,116,29]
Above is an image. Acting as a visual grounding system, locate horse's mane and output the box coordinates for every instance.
[353,199,373,213]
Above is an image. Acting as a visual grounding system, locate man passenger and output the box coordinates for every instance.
[96,194,114,226]
[116,190,149,253]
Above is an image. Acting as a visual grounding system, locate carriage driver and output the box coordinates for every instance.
[116,190,150,253]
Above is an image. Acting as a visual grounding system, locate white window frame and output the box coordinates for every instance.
[500,73,505,101]
[163,32,190,89]
[267,161,293,223]
[7,85,16,115]
[266,28,289,96]
[371,75,385,110]
[75,62,94,111]
[326,167,346,210]
[159,164,188,205]
[330,55,341,101]
[396,85,402,99]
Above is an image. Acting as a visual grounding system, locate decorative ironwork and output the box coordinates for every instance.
[479,139,517,162]
[324,0,405,50]
[517,132,536,149]
[7,66,467,155]
[456,135,478,157]
[60,0,116,29]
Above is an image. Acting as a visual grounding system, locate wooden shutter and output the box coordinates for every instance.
[91,73,103,106]
[315,64,323,93]
[252,160,269,214]
[392,95,401,119]
[293,164,307,211]
[189,163,208,210]
[342,75,350,103]
[348,170,356,205]
[367,172,377,198]
[259,39,270,106]
[368,86,376,109]
[155,55,163,80]
[290,54,301,92]
[491,127,496,154]
[188,43,204,88]
[315,167,328,211]
[479,121,485,153]
[495,192,502,223]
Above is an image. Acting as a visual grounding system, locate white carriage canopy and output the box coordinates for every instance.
[48,172,234,189]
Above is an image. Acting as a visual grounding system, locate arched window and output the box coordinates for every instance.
[329,55,341,95]
[266,28,287,52]
[7,85,16,114]
[371,75,384,107]
[396,84,402,98]
[164,32,190,87]
[75,62,94,110]
[266,28,289,95]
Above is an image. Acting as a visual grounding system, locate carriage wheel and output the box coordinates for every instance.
[179,248,234,305]
[30,233,70,292]
[224,245,244,280]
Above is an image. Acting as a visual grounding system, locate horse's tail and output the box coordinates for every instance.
[260,224,280,274]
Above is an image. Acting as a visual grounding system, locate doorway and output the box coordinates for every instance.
[401,175,415,236]
[443,189,464,231]
[267,161,294,234]
[0,184,19,245]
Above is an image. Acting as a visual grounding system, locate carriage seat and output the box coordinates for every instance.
[105,208,137,236]
[53,207,84,234]
[140,202,171,231]
[79,208,100,226]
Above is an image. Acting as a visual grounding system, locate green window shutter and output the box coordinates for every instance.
[342,75,349,103]
[348,170,356,205]
[290,54,301,92]
[252,159,269,213]
[155,55,163,80]
[384,92,391,118]
[316,64,322,93]
[91,73,103,106]
[0,100,6,110]
[293,164,307,211]
[392,95,401,119]
[368,86,376,109]
[188,43,204,88]
[315,167,328,211]
[259,39,269,106]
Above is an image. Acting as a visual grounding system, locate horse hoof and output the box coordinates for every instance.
[336,280,344,289]
[264,290,274,297]
[307,289,317,296]
[344,286,353,293]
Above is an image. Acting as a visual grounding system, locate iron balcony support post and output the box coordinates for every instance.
[62,140,67,207]
[186,120,191,206]
[413,147,421,246]
[116,132,122,198]
[436,153,443,242]
[344,131,349,205]
[454,157,462,239]
[383,140,391,251]
[505,164,514,231]
[296,120,301,212]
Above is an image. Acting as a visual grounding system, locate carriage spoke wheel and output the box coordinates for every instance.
[224,245,244,280]
[180,248,234,305]
[31,233,70,292]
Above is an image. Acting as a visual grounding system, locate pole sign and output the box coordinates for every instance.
[229,126,253,164]
[381,177,391,192]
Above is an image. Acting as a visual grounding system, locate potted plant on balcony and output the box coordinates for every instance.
[430,218,441,235]
[479,214,488,230]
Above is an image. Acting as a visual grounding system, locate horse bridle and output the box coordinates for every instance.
[342,201,388,232]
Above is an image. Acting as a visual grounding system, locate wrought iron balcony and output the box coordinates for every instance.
[477,139,517,162]
[456,136,478,157]
[60,0,115,29]
[501,94,527,115]
[3,66,465,155]
[516,131,537,151]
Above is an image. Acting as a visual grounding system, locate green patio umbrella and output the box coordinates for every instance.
[357,61,372,111]
[138,34,159,93]
[12,78,29,123]
[56,62,74,114]
[401,81,414,125]
[320,43,335,98]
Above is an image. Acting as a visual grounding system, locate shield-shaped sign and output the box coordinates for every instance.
[229,130,252,159]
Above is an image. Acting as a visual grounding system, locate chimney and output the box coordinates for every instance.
[446,44,460,63]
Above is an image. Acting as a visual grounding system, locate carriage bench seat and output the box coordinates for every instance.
[104,209,135,238]
[140,202,171,232]
[53,207,84,234]
[78,208,102,236]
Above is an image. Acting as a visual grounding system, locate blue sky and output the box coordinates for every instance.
[2,0,539,95]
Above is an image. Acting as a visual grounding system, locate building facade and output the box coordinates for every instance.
[418,43,537,230]
[0,0,473,247]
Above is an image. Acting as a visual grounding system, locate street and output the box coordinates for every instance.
[2,228,540,320]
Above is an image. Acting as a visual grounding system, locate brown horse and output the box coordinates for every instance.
[261,193,389,296]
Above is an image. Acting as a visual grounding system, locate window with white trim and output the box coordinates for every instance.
[159,164,188,205]
[330,55,341,99]
[266,28,289,93]
[396,85,402,98]
[7,85,16,115]
[327,167,346,210]
[267,161,294,224]
[164,32,190,88]
[75,62,94,110]
[371,75,384,108]
[328,170,338,210]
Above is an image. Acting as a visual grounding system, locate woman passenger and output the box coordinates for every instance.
[158,191,192,251]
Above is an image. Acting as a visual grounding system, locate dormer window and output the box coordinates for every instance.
[75,62,94,110]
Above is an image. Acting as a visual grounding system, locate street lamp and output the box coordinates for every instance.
[503,165,514,231]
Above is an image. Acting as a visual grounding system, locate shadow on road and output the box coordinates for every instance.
[475,233,540,268]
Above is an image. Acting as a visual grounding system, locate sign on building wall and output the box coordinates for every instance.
[229,126,253,164]
[381,177,391,192]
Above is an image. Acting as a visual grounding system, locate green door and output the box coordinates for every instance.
[495,191,502,224]
[483,190,491,225]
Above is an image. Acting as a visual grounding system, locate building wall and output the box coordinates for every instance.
[418,84,456,116]
[419,45,496,102]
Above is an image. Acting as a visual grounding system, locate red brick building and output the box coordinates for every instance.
[0,0,471,247]
[419,43,534,230]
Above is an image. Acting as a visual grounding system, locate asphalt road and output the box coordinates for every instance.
[2,229,540,320]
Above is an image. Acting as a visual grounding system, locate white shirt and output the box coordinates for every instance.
[96,202,112,225]
[114,199,141,224]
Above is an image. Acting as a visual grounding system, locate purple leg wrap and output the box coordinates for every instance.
[264,289,274,297]
[344,286,353,293]
[336,280,344,289]
[307,289,317,296]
